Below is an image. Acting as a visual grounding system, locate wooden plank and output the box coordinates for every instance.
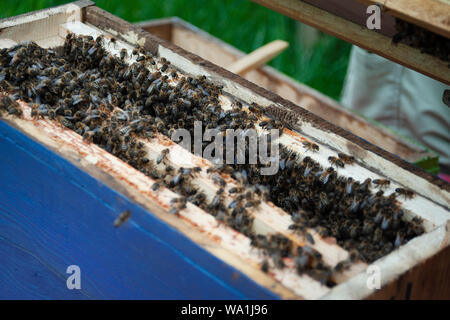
[227,40,289,75]
[250,0,450,84]
[357,0,450,38]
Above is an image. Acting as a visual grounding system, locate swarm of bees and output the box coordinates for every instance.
[0,34,425,286]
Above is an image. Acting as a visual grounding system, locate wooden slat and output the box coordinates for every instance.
[227,40,289,75]
[250,0,450,84]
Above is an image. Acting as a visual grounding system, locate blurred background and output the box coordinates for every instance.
[0,0,351,101]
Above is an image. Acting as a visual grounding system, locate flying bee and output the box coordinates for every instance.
[338,152,355,165]
[328,156,344,168]
[114,210,131,227]
[156,148,170,165]
[373,178,390,189]
[395,188,415,199]
[302,141,319,152]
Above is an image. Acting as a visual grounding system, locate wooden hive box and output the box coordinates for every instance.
[0,1,449,299]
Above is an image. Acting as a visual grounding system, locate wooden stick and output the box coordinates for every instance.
[227,40,289,75]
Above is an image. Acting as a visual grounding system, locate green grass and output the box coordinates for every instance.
[0,0,352,100]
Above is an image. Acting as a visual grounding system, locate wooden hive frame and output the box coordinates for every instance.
[135,16,435,166]
[0,1,449,299]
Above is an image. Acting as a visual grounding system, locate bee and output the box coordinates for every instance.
[0,96,22,117]
[228,186,244,194]
[151,182,161,191]
[302,141,319,152]
[288,223,306,235]
[345,177,354,195]
[305,233,315,245]
[319,167,334,184]
[373,179,390,189]
[328,156,344,168]
[109,37,117,48]
[395,188,415,199]
[261,259,269,273]
[169,196,187,214]
[211,174,226,187]
[318,192,329,210]
[193,166,202,174]
[338,152,355,165]
[82,130,95,142]
[120,48,128,60]
[95,35,105,46]
[156,148,170,165]
[114,210,131,227]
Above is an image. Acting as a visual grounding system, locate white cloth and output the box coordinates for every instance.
[341,46,450,174]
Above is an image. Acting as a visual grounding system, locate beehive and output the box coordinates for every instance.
[0,1,449,299]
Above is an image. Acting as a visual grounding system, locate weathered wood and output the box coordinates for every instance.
[250,0,450,84]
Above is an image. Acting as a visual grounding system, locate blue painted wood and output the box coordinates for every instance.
[0,120,279,300]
